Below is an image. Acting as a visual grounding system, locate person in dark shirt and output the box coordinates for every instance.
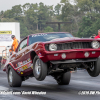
[90,34,96,38]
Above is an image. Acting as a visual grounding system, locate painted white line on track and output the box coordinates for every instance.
[0,77,7,80]
[71,80,100,87]
[23,81,57,89]
[0,86,9,90]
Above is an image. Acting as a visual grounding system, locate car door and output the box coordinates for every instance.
[11,38,28,69]
[11,37,33,74]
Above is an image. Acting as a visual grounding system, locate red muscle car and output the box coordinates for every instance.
[3,32,100,87]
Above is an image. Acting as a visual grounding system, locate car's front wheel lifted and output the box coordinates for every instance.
[56,72,71,85]
[87,58,100,77]
[33,55,47,81]
[8,66,22,87]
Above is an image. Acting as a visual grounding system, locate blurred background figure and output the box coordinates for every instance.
[90,34,96,38]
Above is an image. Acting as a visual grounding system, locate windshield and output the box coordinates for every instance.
[29,33,73,45]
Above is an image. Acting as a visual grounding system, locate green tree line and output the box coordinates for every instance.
[0,0,100,38]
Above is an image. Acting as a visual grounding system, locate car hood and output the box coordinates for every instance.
[43,37,99,44]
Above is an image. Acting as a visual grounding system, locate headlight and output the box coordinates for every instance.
[49,44,57,51]
[91,41,100,49]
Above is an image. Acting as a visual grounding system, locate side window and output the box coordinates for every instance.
[18,39,27,51]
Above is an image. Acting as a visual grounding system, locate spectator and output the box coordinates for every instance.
[11,35,19,51]
[95,29,100,39]
[9,35,19,55]
[90,34,96,38]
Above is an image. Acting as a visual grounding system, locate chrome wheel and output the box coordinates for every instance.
[35,59,41,76]
[9,69,13,83]
[33,55,47,81]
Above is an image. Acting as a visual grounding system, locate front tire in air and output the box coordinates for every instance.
[33,55,47,81]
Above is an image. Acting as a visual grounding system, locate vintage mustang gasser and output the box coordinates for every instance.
[3,32,100,87]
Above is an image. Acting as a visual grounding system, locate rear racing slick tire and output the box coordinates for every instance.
[33,55,47,81]
[57,71,71,85]
[87,57,100,77]
[8,65,22,87]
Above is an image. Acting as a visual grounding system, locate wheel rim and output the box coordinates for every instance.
[9,69,13,83]
[89,62,95,71]
[35,59,41,76]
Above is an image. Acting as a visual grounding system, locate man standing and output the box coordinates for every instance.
[11,35,19,51]
[95,29,100,39]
